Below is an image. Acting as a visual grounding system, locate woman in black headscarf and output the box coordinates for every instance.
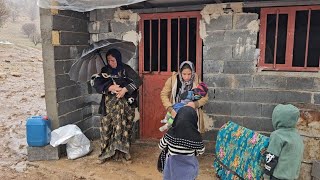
[91,49,142,163]
[158,106,205,180]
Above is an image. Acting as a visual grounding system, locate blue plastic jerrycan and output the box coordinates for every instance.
[26,116,51,147]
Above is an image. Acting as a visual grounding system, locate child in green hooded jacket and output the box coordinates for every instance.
[264,104,304,180]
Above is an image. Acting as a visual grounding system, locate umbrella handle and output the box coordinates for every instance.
[98,52,107,66]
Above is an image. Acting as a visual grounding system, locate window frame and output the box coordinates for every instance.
[259,6,320,72]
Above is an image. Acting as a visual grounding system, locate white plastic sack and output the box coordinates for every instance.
[37,0,148,12]
[50,124,91,160]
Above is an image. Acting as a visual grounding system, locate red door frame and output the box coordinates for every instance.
[138,11,203,139]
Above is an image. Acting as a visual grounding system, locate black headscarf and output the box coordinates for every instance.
[105,48,123,75]
[167,106,202,142]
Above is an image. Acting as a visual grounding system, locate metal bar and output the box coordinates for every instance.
[168,18,172,72]
[149,19,152,72]
[285,9,295,67]
[138,18,144,138]
[158,19,161,72]
[196,16,202,75]
[187,17,189,61]
[259,9,268,67]
[304,9,311,68]
[177,17,180,70]
[273,10,279,68]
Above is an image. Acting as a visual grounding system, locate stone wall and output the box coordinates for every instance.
[40,9,99,139]
[200,5,320,142]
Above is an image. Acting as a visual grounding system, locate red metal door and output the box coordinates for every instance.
[139,12,202,139]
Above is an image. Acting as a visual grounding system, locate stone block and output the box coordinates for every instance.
[277,91,312,104]
[286,77,315,90]
[53,15,88,32]
[204,101,231,115]
[56,85,82,103]
[203,45,232,60]
[203,60,224,74]
[225,29,257,46]
[312,161,320,179]
[88,21,111,33]
[58,10,88,20]
[110,21,136,33]
[234,75,253,88]
[244,89,279,103]
[261,104,277,118]
[299,163,312,180]
[315,93,320,105]
[56,74,76,89]
[82,105,93,119]
[59,32,90,45]
[58,108,84,126]
[203,74,227,88]
[232,45,256,60]
[211,115,244,128]
[27,145,59,161]
[85,94,101,105]
[98,32,122,41]
[241,116,273,132]
[203,31,226,47]
[224,61,255,74]
[54,46,86,60]
[214,88,244,102]
[231,102,262,117]
[89,10,97,21]
[84,127,100,140]
[233,13,259,29]
[96,8,116,21]
[253,75,287,89]
[302,137,320,163]
[54,60,75,76]
[92,115,101,128]
[206,14,232,31]
[204,74,253,88]
[57,97,84,116]
[76,117,93,132]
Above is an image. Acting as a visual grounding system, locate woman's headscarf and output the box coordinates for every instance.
[167,106,202,142]
[105,48,123,75]
[177,61,195,102]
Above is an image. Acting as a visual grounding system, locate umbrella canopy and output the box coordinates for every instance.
[68,39,136,82]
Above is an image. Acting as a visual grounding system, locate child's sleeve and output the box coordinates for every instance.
[159,136,168,150]
[195,146,205,156]
[264,133,283,177]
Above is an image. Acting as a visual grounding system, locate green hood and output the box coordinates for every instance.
[272,104,300,130]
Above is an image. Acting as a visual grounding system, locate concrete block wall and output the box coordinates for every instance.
[202,12,320,141]
[88,8,140,138]
[40,9,99,140]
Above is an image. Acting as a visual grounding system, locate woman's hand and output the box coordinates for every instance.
[116,87,128,99]
[108,84,121,93]
[186,102,196,109]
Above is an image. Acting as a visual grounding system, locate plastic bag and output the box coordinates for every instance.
[50,124,91,160]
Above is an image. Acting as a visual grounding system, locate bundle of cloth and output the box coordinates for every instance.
[91,73,138,107]
[213,121,270,180]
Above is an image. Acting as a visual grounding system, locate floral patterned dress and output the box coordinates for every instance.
[213,121,270,180]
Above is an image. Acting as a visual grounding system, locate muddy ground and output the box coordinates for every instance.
[0,35,217,180]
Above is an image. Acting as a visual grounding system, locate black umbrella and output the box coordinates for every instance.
[68,39,136,82]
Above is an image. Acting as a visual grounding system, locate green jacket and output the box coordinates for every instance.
[267,104,304,180]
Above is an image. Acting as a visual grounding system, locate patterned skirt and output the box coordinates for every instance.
[98,94,134,161]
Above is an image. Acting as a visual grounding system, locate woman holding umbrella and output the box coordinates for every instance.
[92,48,142,163]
